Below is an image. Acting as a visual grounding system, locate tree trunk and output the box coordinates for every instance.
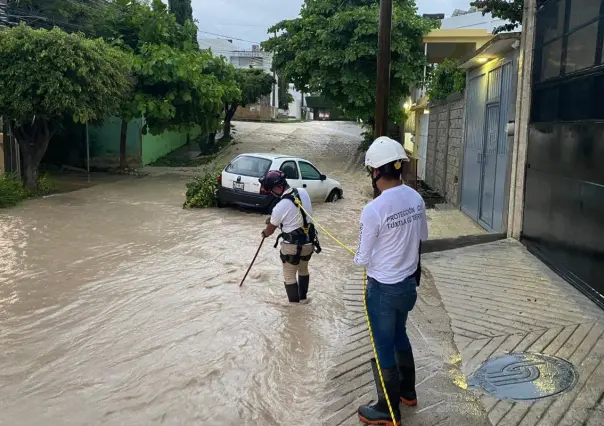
[207,132,216,148]
[120,119,128,169]
[14,118,53,192]
[223,103,238,141]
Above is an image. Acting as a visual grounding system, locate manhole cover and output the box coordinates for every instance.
[468,352,578,401]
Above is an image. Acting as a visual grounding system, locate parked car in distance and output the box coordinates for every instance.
[217,153,343,212]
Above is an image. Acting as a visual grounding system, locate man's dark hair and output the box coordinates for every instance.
[378,161,403,180]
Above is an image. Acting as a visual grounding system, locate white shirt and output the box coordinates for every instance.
[353,185,428,284]
[270,188,313,237]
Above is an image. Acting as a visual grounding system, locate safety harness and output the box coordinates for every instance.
[273,188,322,265]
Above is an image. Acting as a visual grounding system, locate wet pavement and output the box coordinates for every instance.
[0,121,488,426]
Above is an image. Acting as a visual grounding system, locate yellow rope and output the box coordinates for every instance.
[292,200,399,426]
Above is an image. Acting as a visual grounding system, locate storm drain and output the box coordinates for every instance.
[468,352,578,401]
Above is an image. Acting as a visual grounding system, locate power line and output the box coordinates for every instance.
[197,29,262,44]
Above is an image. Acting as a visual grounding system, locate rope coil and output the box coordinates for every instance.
[292,202,399,426]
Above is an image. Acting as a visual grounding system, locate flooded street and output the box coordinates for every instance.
[0,121,372,425]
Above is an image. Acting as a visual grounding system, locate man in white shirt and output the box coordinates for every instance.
[354,137,428,426]
[259,170,320,304]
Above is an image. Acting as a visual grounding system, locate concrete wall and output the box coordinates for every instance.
[88,117,143,168]
[233,103,275,121]
[425,92,465,205]
[89,117,199,167]
[141,126,201,166]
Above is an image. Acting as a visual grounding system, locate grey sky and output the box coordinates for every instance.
[192,0,474,48]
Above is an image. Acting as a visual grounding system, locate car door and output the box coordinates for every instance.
[298,160,328,201]
[279,160,302,189]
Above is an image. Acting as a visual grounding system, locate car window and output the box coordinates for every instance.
[299,161,321,180]
[280,161,299,179]
[226,155,271,178]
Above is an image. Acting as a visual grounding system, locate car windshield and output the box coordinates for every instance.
[225,155,272,178]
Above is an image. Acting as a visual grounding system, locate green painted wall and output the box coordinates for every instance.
[141,125,201,165]
[89,116,203,167]
[89,117,143,159]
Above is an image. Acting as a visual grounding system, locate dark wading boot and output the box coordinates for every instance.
[298,275,310,304]
[396,349,417,406]
[358,358,401,425]
[284,283,300,303]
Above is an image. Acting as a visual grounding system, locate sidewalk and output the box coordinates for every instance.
[323,239,604,426]
[425,239,604,426]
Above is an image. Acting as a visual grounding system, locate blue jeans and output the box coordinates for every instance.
[366,276,418,369]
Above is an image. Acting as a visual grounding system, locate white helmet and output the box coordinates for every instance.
[365,136,409,169]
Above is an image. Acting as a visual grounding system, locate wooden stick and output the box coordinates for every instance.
[239,237,266,287]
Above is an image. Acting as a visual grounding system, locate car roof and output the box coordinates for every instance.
[237,153,298,161]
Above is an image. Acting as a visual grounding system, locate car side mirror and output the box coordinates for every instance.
[320,174,327,181]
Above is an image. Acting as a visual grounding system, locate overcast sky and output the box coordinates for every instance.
[192,0,474,48]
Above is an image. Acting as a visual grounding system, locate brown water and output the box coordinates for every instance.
[0,121,371,425]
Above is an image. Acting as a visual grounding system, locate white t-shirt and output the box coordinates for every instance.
[270,188,313,237]
[353,185,428,284]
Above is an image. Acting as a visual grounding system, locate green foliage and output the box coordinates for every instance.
[134,44,225,135]
[183,164,226,209]
[237,68,275,107]
[167,0,194,26]
[426,59,466,101]
[100,0,198,53]
[471,0,523,34]
[101,0,223,136]
[8,0,108,36]
[0,173,55,208]
[222,68,274,138]
[0,173,27,208]
[0,24,132,126]
[262,0,437,124]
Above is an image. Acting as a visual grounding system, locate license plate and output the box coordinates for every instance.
[233,182,244,190]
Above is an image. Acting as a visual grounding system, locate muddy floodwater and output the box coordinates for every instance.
[0,122,375,425]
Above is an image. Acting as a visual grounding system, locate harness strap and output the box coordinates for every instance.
[273,188,321,262]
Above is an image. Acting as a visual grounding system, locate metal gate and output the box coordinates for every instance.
[461,58,514,233]
[417,113,429,181]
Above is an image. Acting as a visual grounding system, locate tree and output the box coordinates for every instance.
[7,0,107,35]
[203,55,240,145]
[262,0,436,128]
[426,59,466,101]
[167,0,193,26]
[223,68,275,139]
[0,24,133,189]
[167,0,198,47]
[101,0,219,166]
[471,0,523,34]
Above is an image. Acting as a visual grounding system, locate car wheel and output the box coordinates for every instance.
[327,189,341,203]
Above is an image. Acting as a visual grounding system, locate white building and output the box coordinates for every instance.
[198,38,279,117]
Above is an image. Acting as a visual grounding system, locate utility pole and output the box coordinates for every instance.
[374,0,393,138]
[373,0,393,198]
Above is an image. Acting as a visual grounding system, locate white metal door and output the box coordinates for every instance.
[417,113,429,181]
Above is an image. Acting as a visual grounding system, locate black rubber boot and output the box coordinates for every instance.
[396,349,417,406]
[298,275,309,303]
[358,358,401,425]
[284,283,300,303]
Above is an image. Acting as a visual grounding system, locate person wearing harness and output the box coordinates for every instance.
[259,170,321,304]
[354,137,428,426]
